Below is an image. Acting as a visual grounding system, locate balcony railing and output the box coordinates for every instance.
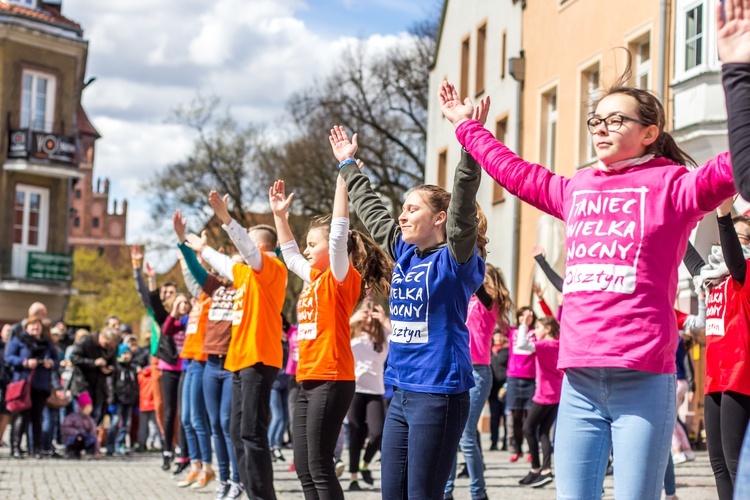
[8,129,76,166]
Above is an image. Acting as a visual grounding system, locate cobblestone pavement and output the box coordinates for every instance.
[0,442,718,499]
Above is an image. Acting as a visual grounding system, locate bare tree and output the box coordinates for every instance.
[144,94,262,228]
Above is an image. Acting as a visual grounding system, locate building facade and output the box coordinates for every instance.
[0,0,87,323]
[426,0,524,298]
[68,106,128,259]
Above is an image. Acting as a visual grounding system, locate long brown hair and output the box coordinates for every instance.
[484,263,512,329]
[308,216,392,301]
[350,299,387,351]
[596,50,696,167]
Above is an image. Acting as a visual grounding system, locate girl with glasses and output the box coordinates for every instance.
[438,52,735,498]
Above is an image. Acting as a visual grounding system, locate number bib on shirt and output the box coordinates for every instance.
[390,261,431,344]
[706,279,728,337]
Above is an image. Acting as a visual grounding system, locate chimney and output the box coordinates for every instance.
[104,178,110,194]
[122,200,128,216]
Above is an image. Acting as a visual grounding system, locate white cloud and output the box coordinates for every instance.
[62,0,419,246]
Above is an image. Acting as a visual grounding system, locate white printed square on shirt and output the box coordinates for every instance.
[390,261,431,344]
[705,279,727,337]
[564,187,648,294]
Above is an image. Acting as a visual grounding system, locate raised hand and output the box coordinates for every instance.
[329,126,358,163]
[718,0,750,63]
[438,81,474,127]
[171,295,187,317]
[185,231,208,253]
[532,245,546,258]
[173,210,187,242]
[532,282,545,299]
[472,96,491,126]
[208,191,232,225]
[144,261,156,279]
[130,245,143,269]
[269,180,295,216]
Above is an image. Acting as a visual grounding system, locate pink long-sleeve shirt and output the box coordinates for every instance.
[457,120,735,374]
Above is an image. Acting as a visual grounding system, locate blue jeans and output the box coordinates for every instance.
[181,360,212,463]
[268,385,289,449]
[382,388,470,499]
[735,423,750,498]
[42,406,59,452]
[203,355,239,483]
[445,365,492,499]
[107,404,133,453]
[554,368,675,500]
[664,452,675,496]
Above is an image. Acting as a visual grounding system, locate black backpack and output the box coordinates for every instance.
[114,364,138,406]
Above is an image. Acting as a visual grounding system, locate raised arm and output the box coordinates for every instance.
[670,152,735,216]
[439,81,568,220]
[329,176,351,283]
[209,191,263,272]
[717,0,750,198]
[178,253,202,298]
[331,126,400,260]
[269,180,312,283]
[532,246,564,292]
[717,197,747,284]
[184,231,236,281]
[178,243,208,287]
[130,245,151,309]
[683,241,707,278]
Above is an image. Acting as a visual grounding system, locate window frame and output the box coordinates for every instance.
[20,68,56,133]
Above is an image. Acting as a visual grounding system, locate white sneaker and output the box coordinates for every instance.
[672,452,688,465]
[334,459,345,478]
[684,450,696,461]
[226,481,244,500]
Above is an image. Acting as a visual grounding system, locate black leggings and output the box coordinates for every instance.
[12,389,49,454]
[705,391,750,500]
[347,393,385,473]
[293,380,355,500]
[488,383,507,448]
[523,402,558,471]
[160,369,185,455]
[511,409,528,455]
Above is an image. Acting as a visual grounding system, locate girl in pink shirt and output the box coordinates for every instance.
[506,307,536,462]
[438,67,735,498]
[516,317,562,488]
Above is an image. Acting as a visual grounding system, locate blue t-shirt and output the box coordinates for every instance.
[386,235,485,394]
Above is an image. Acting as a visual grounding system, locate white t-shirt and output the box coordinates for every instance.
[351,333,389,395]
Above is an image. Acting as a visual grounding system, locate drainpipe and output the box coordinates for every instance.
[509,49,525,304]
[658,0,668,101]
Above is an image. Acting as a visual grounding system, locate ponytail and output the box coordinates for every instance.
[348,230,392,302]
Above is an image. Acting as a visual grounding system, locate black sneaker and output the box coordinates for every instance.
[162,454,173,471]
[360,469,374,485]
[529,472,554,488]
[272,448,285,462]
[348,481,362,491]
[173,460,190,476]
[519,471,540,485]
[457,463,469,478]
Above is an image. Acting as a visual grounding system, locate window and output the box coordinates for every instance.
[73,217,80,228]
[21,70,56,132]
[580,65,601,163]
[437,148,448,189]
[633,36,651,90]
[685,4,704,71]
[501,30,507,79]
[75,189,82,199]
[92,217,100,229]
[11,184,49,277]
[460,35,471,100]
[541,88,558,171]
[493,117,508,203]
[475,22,487,96]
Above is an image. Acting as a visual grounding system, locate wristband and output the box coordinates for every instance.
[338,158,356,170]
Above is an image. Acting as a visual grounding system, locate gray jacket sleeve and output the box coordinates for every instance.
[446,149,481,264]
[133,268,151,310]
[339,164,401,261]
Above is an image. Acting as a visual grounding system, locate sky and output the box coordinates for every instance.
[62,0,437,261]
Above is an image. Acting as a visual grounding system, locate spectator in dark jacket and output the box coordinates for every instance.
[489,330,510,451]
[107,344,139,455]
[70,328,118,424]
[7,302,47,344]
[5,315,58,458]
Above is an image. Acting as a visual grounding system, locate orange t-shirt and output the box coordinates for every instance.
[181,292,210,362]
[296,264,361,381]
[225,252,287,372]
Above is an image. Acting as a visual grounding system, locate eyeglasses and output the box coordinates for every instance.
[587,113,651,134]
